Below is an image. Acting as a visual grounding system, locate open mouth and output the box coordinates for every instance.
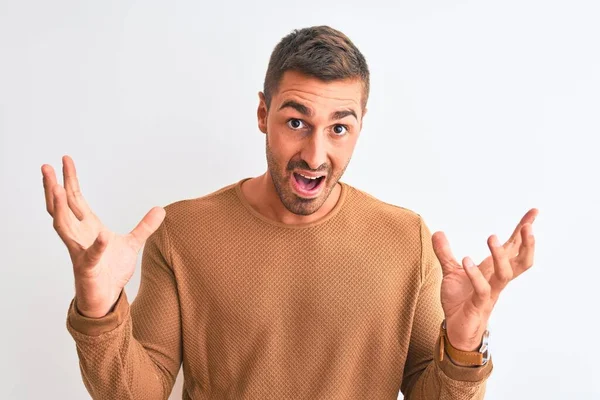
[292,172,326,197]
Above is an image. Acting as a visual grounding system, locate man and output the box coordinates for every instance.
[42,26,537,399]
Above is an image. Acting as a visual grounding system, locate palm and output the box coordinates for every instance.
[441,253,496,312]
[439,255,496,338]
[432,209,538,348]
[42,155,165,316]
[69,219,139,309]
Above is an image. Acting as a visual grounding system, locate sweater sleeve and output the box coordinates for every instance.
[400,217,493,400]
[66,214,182,400]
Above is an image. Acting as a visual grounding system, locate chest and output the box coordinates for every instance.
[177,231,421,336]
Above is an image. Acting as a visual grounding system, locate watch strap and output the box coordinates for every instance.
[438,320,490,367]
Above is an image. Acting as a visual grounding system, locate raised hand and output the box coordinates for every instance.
[431,209,538,352]
[42,155,165,318]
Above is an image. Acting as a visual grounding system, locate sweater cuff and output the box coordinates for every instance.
[67,290,129,336]
[434,332,494,382]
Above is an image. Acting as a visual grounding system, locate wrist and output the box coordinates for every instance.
[445,320,488,352]
[446,334,482,352]
[439,319,490,367]
[74,291,121,318]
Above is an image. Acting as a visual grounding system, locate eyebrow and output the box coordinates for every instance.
[278,100,358,121]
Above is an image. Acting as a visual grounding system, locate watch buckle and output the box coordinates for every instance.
[479,330,490,365]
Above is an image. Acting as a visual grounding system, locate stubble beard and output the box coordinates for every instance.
[265,136,348,216]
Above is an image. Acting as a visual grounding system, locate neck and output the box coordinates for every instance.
[240,171,341,226]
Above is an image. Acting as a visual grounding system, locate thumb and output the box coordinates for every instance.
[128,206,166,252]
[82,230,110,267]
[431,231,461,275]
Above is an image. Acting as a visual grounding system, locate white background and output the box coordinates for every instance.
[1,0,598,399]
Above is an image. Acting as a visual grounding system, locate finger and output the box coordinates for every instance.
[52,185,78,246]
[42,164,58,216]
[128,207,167,252]
[511,223,536,278]
[62,155,91,220]
[488,234,513,296]
[431,231,462,275]
[81,230,109,267]
[477,255,496,282]
[504,208,539,253]
[462,256,491,308]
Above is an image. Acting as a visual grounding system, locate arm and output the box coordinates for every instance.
[66,216,182,400]
[400,218,493,399]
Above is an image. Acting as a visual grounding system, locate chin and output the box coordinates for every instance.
[284,182,333,216]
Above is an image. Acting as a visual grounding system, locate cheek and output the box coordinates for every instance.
[332,137,358,163]
[268,129,300,159]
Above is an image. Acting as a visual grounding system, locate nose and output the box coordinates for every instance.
[300,130,329,170]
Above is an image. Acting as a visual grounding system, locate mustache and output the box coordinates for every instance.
[286,161,329,173]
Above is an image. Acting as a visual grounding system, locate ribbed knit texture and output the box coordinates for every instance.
[67,178,493,399]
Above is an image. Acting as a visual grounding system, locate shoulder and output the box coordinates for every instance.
[343,182,424,235]
[161,180,241,231]
[341,183,430,278]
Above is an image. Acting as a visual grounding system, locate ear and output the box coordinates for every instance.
[257,92,268,134]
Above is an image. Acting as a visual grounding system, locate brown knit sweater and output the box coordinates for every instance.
[66,178,493,399]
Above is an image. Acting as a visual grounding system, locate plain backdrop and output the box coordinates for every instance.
[1,0,598,399]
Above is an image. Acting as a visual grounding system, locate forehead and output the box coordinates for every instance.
[273,70,363,114]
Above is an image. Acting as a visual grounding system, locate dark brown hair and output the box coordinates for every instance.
[263,26,370,111]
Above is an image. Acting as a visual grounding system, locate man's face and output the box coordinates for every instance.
[257,70,366,216]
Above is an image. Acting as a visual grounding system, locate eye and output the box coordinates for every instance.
[287,119,306,130]
[332,124,348,136]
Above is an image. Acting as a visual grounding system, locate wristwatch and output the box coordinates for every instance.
[438,319,490,367]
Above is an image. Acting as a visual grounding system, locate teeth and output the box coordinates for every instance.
[299,173,322,180]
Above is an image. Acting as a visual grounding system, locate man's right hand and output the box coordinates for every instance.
[42,155,166,318]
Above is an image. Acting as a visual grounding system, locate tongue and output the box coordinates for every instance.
[297,174,319,191]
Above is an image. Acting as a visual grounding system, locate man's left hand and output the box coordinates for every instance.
[432,208,538,352]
